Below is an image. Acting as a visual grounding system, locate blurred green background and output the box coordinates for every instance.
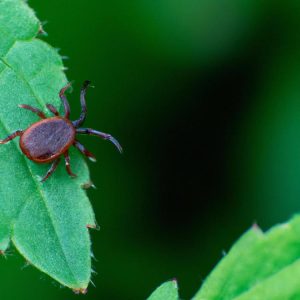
[2,0,300,299]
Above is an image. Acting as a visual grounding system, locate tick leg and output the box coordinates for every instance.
[18,104,46,119]
[46,104,60,116]
[64,150,77,177]
[0,130,23,144]
[72,80,91,128]
[76,128,123,153]
[59,82,71,119]
[41,158,61,182]
[73,140,97,162]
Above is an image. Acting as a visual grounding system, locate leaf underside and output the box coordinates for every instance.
[0,0,95,290]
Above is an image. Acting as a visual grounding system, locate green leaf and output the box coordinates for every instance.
[0,0,95,292]
[147,280,179,300]
[193,215,300,300]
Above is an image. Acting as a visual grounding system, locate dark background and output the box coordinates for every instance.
[2,1,300,299]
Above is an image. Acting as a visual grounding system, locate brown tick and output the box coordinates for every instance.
[0,80,122,182]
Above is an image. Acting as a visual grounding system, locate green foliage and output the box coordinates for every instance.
[5,0,300,298]
[192,215,300,299]
[192,217,297,299]
[0,0,95,291]
[149,215,300,299]
[147,280,179,300]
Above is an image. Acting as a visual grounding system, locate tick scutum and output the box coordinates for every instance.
[20,117,75,163]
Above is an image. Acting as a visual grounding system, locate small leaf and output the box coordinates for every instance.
[193,216,300,300]
[147,280,179,300]
[0,0,95,291]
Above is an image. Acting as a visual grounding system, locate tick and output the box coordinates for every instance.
[0,80,122,182]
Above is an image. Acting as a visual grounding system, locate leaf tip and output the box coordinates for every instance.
[89,278,96,288]
[38,23,48,36]
[91,267,98,275]
[81,181,97,190]
[73,288,88,295]
[21,260,32,270]
[86,224,99,230]
[90,251,98,262]
[251,222,262,233]
[171,278,178,289]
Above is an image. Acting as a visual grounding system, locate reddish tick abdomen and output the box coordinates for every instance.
[20,117,75,163]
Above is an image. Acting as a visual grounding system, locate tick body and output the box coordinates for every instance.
[20,117,76,163]
[0,81,122,182]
